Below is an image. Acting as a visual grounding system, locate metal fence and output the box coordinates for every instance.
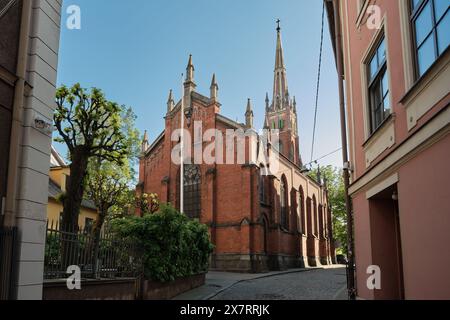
[44,221,142,280]
[0,226,18,300]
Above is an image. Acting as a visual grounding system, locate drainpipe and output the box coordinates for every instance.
[3,0,33,227]
[331,0,356,300]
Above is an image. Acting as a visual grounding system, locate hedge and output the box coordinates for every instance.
[111,204,214,282]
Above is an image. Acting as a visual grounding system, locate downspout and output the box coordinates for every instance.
[332,0,356,300]
[3,0,33,227]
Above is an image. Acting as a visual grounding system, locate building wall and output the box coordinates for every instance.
[397,134,450,299]
[47,199,98,230]
[0,0,22,212]
[47,166,99,229]
[1,0,62,300]
[338,0,450,299]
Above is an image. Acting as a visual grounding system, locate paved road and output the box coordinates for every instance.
[210,267,347,300]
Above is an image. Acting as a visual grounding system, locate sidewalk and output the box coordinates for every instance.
[173,265,345,300]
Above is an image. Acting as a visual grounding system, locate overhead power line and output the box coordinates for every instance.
[0,0,17,20]
[304,147,342,168]
[310,1,325,163]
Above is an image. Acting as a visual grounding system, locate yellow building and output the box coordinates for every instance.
[48,146,98,230]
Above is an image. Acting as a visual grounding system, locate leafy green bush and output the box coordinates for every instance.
[111,204,214,282]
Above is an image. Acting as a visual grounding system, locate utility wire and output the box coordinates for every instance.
[310,1,325,163]
[304,147,342,168]
[0,0,17,20]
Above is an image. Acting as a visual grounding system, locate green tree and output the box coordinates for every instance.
[84,106,140,240]
[54,83,128,232]
[309,166,348,255]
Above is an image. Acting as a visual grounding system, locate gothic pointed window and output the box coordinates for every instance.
[259,165,266,203]
[280,175,289,230]
[177,164,201,219]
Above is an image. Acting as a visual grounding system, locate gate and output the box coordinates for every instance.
[0,226,18,300]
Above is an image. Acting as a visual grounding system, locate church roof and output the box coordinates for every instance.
[216,114,245,129]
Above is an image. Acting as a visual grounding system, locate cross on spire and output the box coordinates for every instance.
[276,19,281,32]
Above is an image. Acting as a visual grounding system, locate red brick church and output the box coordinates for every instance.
[138,25,335,272]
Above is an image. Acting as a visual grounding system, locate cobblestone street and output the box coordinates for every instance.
[211,267,347,300]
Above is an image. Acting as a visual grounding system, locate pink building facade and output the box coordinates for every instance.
[327,0,450,299]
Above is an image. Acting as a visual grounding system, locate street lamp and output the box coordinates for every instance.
[180,74,193,214]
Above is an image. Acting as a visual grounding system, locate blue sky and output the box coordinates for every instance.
[55,0,342,168]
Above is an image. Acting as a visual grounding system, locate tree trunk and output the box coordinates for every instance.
[91,204,109,278]
[62,147,89,230]
[61,147,89,268]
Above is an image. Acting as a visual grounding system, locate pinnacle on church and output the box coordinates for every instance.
[245,98,254,128]
[141,130,149,153]
[185,54,195,83]
[210,73,218,100]
[167,89,175,112]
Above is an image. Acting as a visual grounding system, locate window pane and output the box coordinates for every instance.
[415,2,433,46]
[412,0,423,11]
[383,94,391,113]
[370,55,378,79]
[433,0,450,22]
[374,106,383,129]
[377,39,386,64]
[370,81,383,130]
[418,34,436,75]
[382,72,389,96]
[437,10,450,54]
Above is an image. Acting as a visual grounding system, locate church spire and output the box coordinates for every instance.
[272,20,289,110]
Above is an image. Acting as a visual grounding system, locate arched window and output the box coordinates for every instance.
[259,165,266,203]
[177,164,201,219]
[280,176,289,230]
[313,195,318,235]
[299,187,305,234]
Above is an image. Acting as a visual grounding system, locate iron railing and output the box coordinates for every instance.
[44,221,142,280]
[0,226,18,300]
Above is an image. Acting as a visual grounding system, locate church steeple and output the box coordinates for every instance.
[264,21,302,167]
[272,20,289,111]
